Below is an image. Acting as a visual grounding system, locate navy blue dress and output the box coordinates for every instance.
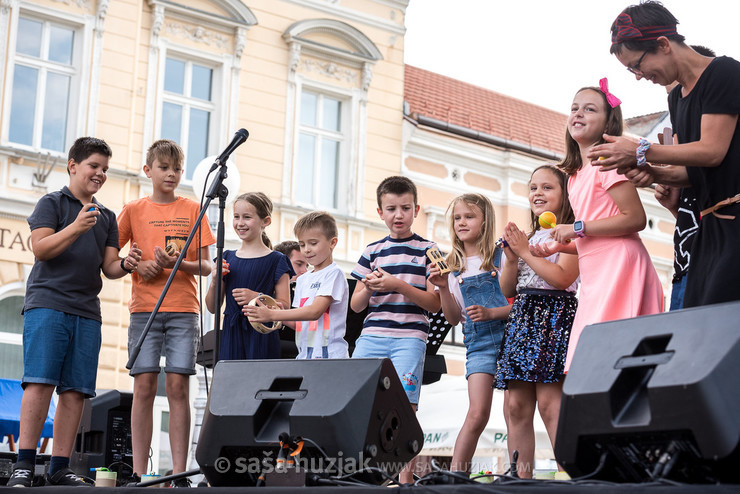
[218,250,294,361]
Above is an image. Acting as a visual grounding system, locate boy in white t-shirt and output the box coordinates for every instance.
[244,211,349,359]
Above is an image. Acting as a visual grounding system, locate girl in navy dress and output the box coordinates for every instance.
[205,192,294,360]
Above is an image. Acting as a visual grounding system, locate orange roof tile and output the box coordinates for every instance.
[404,65,567,156]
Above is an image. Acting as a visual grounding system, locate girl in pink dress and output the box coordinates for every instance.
[537,81,663,371]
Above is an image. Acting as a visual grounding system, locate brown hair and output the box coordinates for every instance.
[527,165,575,237]
[234,192,273,249]
[376,176,418,208]
[146,139,184,168]
[559,87,624,175]
[294,211,338,240]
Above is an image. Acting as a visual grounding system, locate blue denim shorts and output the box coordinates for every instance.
[352,335,426,405]
[22,308,102,397]
[128,312,199,376]
[463,319,505,379]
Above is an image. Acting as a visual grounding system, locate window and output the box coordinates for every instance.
[295,90,345,210]
[8,16,76,152]
[0,296,24,380]
[161,57,215,181]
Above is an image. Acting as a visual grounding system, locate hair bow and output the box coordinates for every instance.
[612,11,679,45]
[612,13,642,43]
[599,78,621,108]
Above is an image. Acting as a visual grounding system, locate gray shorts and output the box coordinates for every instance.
[128,312,199,376]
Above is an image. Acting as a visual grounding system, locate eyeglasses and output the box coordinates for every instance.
[627,50,650,75]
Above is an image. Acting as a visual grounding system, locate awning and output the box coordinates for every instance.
[417,375,554,458]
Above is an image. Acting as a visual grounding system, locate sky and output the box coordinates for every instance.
[404,0,739,119]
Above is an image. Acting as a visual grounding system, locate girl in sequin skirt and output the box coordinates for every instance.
[495,165,580,478]
[429,193,511,474]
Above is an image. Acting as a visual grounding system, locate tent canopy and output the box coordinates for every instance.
[0,378,55,439]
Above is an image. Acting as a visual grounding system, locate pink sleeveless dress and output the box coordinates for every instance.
[565,164,664,371]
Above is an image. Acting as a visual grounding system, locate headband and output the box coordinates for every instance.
[599,78,621,108]
[611,12,678,44]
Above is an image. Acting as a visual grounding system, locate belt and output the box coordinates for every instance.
[701,193,740,220]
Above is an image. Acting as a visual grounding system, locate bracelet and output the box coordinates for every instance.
[120,257,134,274]
[636,138,651,167]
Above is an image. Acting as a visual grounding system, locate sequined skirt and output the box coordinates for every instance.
[495,289,577,389]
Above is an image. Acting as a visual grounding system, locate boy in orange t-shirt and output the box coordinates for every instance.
[118,140,215,485]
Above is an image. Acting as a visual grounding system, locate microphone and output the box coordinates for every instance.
[214,128,249,167]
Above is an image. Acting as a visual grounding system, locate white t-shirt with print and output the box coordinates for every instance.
[292,262,349,359]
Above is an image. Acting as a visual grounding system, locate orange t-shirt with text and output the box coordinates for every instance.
[118,196,216,313]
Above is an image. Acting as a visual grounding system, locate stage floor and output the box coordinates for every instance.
[2,482,740,493]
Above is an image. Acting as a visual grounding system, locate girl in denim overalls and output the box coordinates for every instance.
[429,193,511,475]
[496,165,580,478]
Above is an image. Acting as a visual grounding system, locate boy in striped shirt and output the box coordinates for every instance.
[350,176,441,481]
[350,176,441,400]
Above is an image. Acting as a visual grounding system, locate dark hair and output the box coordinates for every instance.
[294,211,338,240]
[528,165,575,236]
[610,1,685,55]
[691,45,715,57]
[559,87,624,175]
[68,137,112,165]
[234,192,273,249]
[376,176,418,208]
[274,240,300,257]
[146,139,184,168]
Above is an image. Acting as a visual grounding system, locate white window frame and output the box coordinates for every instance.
[157,51,221,183]
[0,283,25,381]
[0,6,92,155]
[281,19,382,218]
[293,86,352,212]
[142,0,256,187]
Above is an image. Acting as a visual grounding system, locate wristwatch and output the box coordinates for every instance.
[573,220,586,238]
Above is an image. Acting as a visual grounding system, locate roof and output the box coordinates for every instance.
[404,65,567,156]
[625,110,669,137]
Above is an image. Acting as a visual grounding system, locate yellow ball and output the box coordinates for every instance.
[538,211,557,229]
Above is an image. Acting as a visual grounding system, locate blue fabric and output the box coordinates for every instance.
[23,308,101,397]
[352,336,426,405]
[0,378,55,439]
[218,250,294,361]
[455,247,507,379]
[669,275,688,311]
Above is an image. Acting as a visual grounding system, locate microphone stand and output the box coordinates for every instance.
[126,157,231,370]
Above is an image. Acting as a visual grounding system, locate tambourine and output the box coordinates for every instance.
[247,294,283,334]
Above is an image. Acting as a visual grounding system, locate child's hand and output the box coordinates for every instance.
[529,241,562,258]
[428,265,448,289]
[465,304,493,322]
[210,260,230,278]
[232,288,256,306]
[550,224,575,244]
[74,203,100,234]
[123,242,142,272]
[243,299,279,322]
[153,246,177,269]
[654,184,679,215]
[503,222,528,256]
[363,267,399,292]
[137,260,162,280]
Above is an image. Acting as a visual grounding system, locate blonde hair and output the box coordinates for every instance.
[234,192,273,249]
[445,193,497,273]
[294,211,338,240]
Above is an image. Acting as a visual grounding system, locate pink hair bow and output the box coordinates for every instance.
[599,78,622,108]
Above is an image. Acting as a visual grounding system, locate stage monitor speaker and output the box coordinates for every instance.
[555,301,740,483]
[195,358,423,486]
[70,390,134,478]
